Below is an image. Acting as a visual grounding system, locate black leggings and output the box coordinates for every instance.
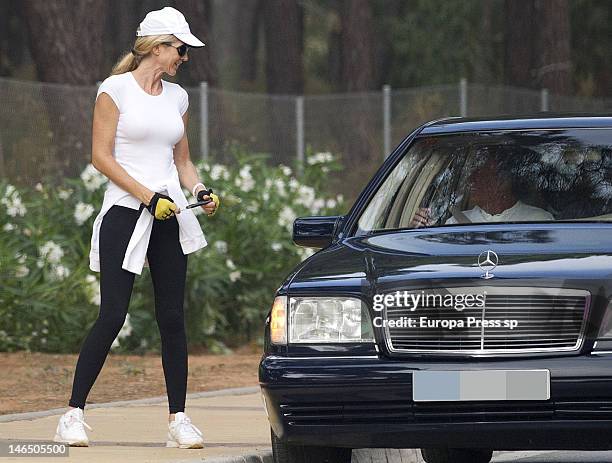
[69,205,188,414]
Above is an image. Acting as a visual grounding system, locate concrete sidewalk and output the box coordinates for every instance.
[0,385,431,463]
[0,387,272,462]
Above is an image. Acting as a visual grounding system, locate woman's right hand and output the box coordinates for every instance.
[144,192,178,220]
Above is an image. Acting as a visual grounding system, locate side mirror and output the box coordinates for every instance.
[292,216,344,249]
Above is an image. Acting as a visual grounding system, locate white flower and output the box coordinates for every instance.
[214,240,228,253]
[210,164,230,181]
[118,313,132,339]
[85,275,101,305]
[226,259,236,270]
[80,164,107,191]
[15,252,27,264]
[264,178,273,189]
[288,178,300,190]
[15,265,29,278]
[35,183,43,192]
[3,223,15,232]
[236,165,255,192]
[39,241,63,264]
[278,206,296,232]
[307,151,334,165]
[74,202,95,225]
[4,185,15,197]
[262,191,270,202]
[57,188,73,200]
[239,165,252,178]
[271,242,283,252]
[296,185,315,207]
[280,165,292,176]
[336,194,344,203]
[229,270,241,282]
[51,264,70,280]
[2,185,26,217]
[274,179,286,197]
[311,198,326,214]
[326,199,337,209]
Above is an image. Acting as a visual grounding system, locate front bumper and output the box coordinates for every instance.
[259,353,612,450]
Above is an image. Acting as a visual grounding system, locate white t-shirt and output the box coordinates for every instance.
[88,71,207,275]
[446,201,554,224]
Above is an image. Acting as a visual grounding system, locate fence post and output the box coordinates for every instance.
[200,81,209,162]
[540,88,549,112]
[383,84,391,159]
[459,78,468,117]
[296,95,304,175]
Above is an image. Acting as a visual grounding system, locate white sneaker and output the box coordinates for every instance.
[53,407,92,447]
[166,412,204,449]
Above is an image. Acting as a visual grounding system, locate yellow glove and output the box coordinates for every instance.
[196,189,220,216]
[144,192,177,220]
[209,193,220,216]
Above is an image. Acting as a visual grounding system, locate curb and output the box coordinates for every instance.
[0,386,261,423]
[173,450,273,463]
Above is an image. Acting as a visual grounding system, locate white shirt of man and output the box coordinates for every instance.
[446,200,554,224]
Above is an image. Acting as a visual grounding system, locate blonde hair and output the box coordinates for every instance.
[111,34,177,75]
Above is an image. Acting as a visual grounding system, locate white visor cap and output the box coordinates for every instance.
[136,6,205,47]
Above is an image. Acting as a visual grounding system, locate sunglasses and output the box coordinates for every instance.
[162,42,189,57]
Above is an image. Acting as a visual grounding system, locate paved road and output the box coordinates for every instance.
[492,451,612,462]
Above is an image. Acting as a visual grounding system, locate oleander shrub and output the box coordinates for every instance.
[0,146,346,353]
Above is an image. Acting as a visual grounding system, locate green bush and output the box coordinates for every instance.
[0,146,346,354]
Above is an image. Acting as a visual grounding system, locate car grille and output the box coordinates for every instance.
[281,399,612,426]
[383,286,590,355]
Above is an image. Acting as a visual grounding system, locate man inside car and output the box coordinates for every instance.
[411,156,554,228]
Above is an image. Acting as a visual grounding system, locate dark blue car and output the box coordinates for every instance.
[259,115,612,463]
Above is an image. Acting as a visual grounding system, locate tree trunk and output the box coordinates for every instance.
[210,0,260,89]
[340,0,375,92]
[474,0,495,84]
[262,0,304,164]
[174,0,217,87]
[533,0,572,94]
[503,0,535,89]
[337,0,378,196]
[20,0,108,179]
[263,0,303,95]
[504,0,572,96]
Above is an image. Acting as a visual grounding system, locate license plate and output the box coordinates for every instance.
[412,369,550,402]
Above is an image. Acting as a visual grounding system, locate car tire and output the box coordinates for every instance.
[270,428,351,463]
[420,448,493,463]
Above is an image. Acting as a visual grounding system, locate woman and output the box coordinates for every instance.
[53,6,219,449]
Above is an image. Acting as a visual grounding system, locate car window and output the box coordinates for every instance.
[355,129,612,235]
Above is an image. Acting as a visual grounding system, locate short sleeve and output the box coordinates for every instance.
[179,88,189,116]
[96,77,122,112]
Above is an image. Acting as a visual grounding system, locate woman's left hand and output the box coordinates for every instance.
[197,190,220,216]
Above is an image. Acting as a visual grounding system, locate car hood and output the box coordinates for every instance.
[289,224,612,289]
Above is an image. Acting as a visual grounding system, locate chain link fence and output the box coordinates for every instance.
[1,76,610,195]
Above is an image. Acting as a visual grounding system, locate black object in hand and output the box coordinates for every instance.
[186,188,213,209]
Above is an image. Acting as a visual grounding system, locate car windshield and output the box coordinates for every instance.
[356,128,612,235]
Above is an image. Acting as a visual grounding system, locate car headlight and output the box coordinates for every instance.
[595,299,612,351]
[289,297,375,343]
